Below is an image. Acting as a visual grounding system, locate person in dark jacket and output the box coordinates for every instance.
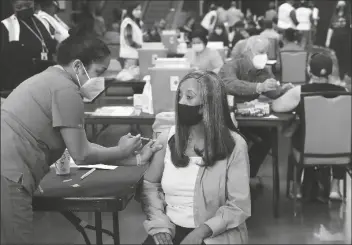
[0,0,56,95]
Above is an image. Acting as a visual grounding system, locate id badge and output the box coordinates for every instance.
[41,52,48,61]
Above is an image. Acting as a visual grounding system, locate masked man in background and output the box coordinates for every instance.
[1,0,56,95]
[219,35,294,189]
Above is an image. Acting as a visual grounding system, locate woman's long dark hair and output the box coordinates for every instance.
[124,2,142,28]
[169,71,241,168]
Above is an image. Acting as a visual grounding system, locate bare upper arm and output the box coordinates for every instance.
[144,129,170,183]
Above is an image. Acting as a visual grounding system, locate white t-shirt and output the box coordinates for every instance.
[296,7,312,30]
[278,3,296,29]
[201,10,217,32]
[161,126,200,228]
[312,7,319,20]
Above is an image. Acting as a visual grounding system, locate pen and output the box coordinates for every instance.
[80,168,96,180]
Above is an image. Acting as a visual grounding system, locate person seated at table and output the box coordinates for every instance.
[144,24,161,42]
[104,22,120,45]
[218,35,294,188]
[179,16,197,44]
[274,28,305,72]
[271,53,348,201]
[141,70,251,245]
[246,20,259,36]
[229,39,247,60]
[260,19,280,41]
[281,28,303,51]
[208,23,229,48]
[0,31,163,245]
[185,30,224,73]
[229,21,249,54]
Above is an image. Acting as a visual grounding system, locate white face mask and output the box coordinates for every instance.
[192,43,205,53]
[76,64,105,102]
[252,54,268,69]
[132,9,142,19]
[215,29,223,35]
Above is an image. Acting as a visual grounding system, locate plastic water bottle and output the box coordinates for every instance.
[55,149,71,175]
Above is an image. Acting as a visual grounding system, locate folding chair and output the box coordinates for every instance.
[280,50,308,85]
[290,91,352,216]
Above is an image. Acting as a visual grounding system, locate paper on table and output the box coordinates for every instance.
[92,106,134,116]
[264,114,279,119]
[69,158,118,170]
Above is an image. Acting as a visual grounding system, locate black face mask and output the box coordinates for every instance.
[16,8,34,20]
[178,104,203,126]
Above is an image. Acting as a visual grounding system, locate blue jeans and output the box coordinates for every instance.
[1,175,33,245]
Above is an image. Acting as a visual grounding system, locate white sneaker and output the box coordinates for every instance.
[329,191,342,201]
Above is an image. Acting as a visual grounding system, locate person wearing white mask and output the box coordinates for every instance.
[35,0,69,43]
[218,35,294,188]
[120,3,144,68]
[1,32,163,245]
[185,30,224,73]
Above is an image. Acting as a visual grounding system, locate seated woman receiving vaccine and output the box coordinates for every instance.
[141,71,251,245]
[185,30,224,73]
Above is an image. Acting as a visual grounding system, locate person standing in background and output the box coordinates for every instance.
[244,8,255,27]
[200,3,218,35]
[226,1,244,31]
[92,0,107,38]
[265,1,278,22]
[104,8,122,45]
[296,0,313,49]
[0,0,56,95]
[325,0,351,81]
[35,0,69,43]
[277,0,298,32]
[69,6,95,36]
[119,2,143,68]
[309,1,319,45]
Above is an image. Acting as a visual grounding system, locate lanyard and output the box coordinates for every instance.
[20,18,48,52]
